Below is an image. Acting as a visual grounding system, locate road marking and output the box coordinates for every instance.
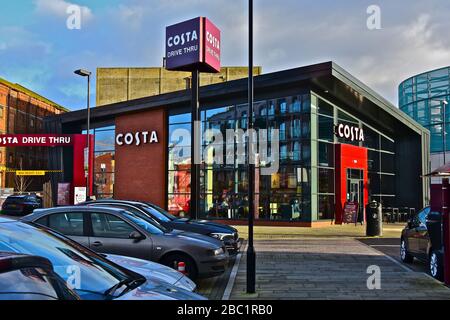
[359,241,413,272]
[222,242,247,301]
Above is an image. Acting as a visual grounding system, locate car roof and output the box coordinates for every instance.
[85,199,146,206]
[21,205,129,221]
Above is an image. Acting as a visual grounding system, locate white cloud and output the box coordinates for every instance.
[34,0,93,21]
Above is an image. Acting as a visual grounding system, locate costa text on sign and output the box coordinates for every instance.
[115,131,159,146]
[165,17,221,73]
[334,124,365,142]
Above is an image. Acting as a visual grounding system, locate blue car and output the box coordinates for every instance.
[0,217,206,300]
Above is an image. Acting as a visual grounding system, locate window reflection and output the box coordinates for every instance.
[93,126,115,199]
[168,94,311,220]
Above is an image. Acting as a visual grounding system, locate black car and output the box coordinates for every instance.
[0,252,80,300]
[400,206,444,280]
[82,199,242,253]
[1,195,41,216]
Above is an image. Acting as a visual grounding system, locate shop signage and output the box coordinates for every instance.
[343,201,359,224]
[74,187,87,205]
[0,134,74,146]
[334,124,364,142]
[115,131,159,146]
[165,17,221,73]
[57,183,71,206]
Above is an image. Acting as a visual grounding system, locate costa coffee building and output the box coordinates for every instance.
[45,61,430,227]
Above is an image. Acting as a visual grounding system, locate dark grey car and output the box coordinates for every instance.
[22,206,229,280]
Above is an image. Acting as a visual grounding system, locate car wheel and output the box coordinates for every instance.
[429,250,444,281]
[400,239,414,263]
[161,253,198,280]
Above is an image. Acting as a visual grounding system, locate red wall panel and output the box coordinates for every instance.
[334,144,369,224]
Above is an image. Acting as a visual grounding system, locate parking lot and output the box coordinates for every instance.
[3,214,448,300]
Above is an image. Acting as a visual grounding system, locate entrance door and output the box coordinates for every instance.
[347,169,364,222]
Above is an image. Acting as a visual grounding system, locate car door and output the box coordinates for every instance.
[416,207,431,259]
[35,212,90,247]
[405,212,421,253]
[87,212,153,261]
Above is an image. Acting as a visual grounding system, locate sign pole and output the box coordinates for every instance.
[190,69,200,220]
[247,0,256,294]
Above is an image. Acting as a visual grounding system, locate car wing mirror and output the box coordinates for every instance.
[129,231,145,242]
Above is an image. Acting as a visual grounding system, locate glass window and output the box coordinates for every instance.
[318,99,333,116]
[318,142,334,167]
[381,152,395,173]
[318,195,335,220]
[93,126,116,199]
[380,174,395,195]
[363,126,379,150]
[48,213,84,237]
[318,168,334,193]
[337,110,358,124]
[318,115,334,142]
[91,213,136,238]
[368,150,380,172]
[380,136,395,153]
[95,130,115,152]
[168,193,190,216]
[169,112,191,124]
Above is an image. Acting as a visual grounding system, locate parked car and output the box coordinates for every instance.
[105,254,196,292]
[22,206,229,280]
[400,206,444,280]
[0,252,80,300]
[0,217,206,300]
[81,199,242,253]
[1,194,41,216]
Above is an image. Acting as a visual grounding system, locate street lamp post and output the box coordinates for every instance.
[246,0,256,294]
[74,69,92,199]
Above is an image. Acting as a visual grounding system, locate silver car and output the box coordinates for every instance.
[23,206,229,280]
[105,254,196,292]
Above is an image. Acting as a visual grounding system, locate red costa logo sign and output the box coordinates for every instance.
[334,124,365,142]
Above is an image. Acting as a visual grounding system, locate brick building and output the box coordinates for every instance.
[0,77,67,191]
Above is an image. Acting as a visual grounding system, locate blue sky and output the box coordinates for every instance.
[1,0,450,110]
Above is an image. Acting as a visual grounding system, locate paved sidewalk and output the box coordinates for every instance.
[229,238,450,300]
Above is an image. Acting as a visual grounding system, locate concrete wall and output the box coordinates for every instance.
[96,67,262,106]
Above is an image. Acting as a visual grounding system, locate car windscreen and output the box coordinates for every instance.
[0,221,131,299]
[144,203,177,222]
[4,196,26,204]
[121,211,164,235]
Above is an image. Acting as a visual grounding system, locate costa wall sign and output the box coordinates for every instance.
[165,17,221,73]
[0,134,74,146]
[334,124,365,142]
[116,131,159,146]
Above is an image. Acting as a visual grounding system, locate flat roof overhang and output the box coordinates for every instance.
[47,61,429,139]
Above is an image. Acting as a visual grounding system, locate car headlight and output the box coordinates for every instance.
[212,247,225,256]
[210,233,231,241]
